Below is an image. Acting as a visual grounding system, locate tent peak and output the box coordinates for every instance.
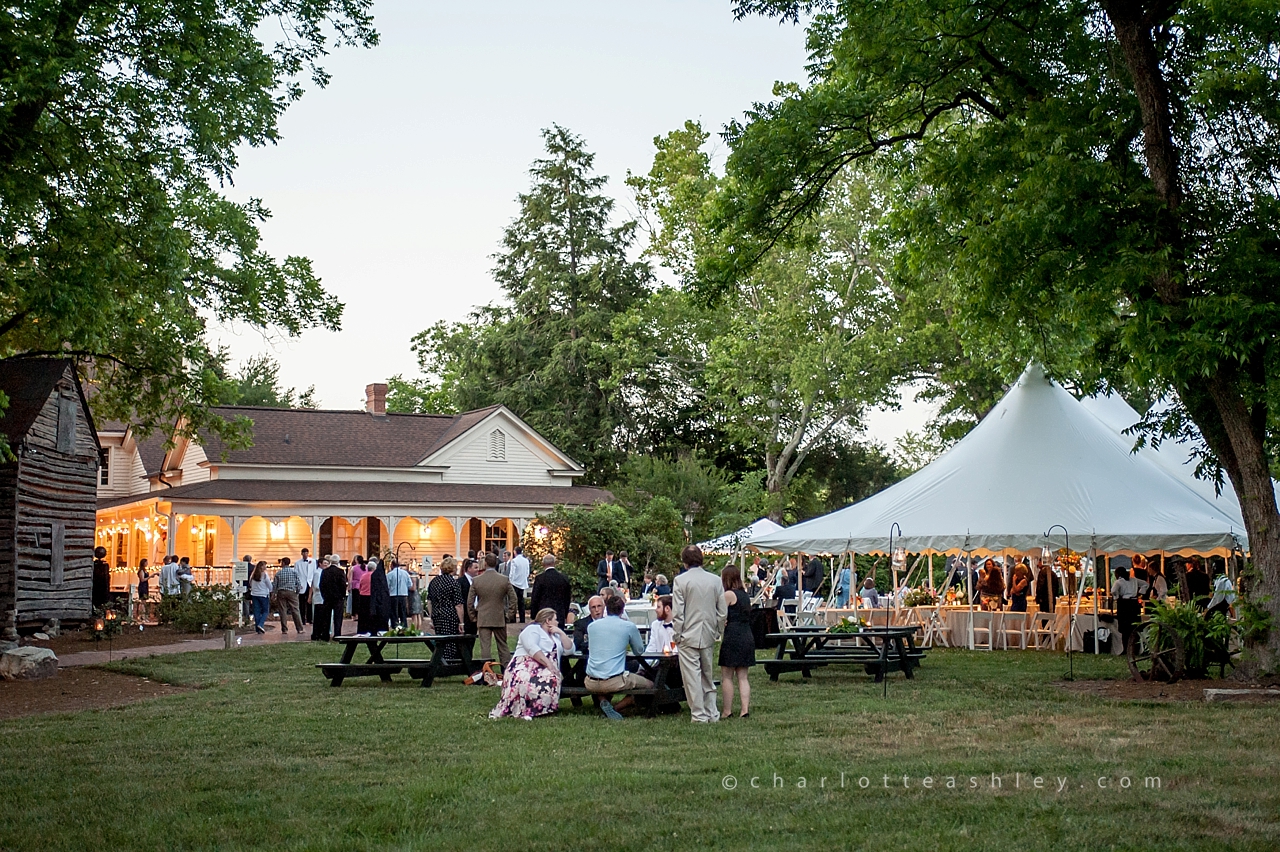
[1018,361,1049,386]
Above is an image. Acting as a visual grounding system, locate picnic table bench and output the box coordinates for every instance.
[765,626,925,683]
[318,634,483,687]
[559,652,687,718]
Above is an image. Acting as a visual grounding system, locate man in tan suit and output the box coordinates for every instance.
[467,553,515,667]
[672,544,728,722]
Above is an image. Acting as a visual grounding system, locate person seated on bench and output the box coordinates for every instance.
[644,595,675,655]
[573,595,605,659]
[489,608,575,721]
[584,595,651,719]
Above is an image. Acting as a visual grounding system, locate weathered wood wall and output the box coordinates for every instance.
[0,465,17,631]
[12,371,98,625]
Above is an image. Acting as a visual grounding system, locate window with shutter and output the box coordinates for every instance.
[488,429,507,462]
[56,395,77,454]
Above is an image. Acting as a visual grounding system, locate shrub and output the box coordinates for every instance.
[156,584,241,632]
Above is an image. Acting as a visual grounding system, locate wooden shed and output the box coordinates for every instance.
[0,359,100,635]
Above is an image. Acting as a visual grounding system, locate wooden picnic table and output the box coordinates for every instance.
[317,634,482,687]
[559,652,686,717]
[765,625,924,683]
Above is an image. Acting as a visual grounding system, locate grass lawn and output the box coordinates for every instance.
[1,644,1276,851]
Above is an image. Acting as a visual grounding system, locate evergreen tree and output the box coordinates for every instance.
[409,126,652,478]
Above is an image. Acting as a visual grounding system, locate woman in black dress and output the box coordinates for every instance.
[718,565,755,719]
[427,556,464,664]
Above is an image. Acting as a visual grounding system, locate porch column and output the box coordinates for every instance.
[310,516,321,559]
[388,516,403,561]
[167,512,177,558]
[452,517,464,559]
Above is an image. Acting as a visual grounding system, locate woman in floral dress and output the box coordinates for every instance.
[427,556,463,664]
[489,608,574,720]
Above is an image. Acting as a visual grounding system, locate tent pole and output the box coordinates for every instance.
[1091,537,1099,655]
[966,548,975,651]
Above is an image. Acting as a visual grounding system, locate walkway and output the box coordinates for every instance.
[57,621,530,667]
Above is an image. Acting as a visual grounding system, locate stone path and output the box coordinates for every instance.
[57,621,531,667]
[57,627,314,667]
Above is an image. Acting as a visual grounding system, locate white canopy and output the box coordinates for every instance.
[697,518,784,554]
[747,363,1247,556]
[1080,391,1279,525]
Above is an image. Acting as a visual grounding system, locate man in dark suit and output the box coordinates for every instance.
[458,558,479,635]
[596,550,618,591]
[529,554,572,627]
[613,551,632,590]
[572,595,605,658]
[803,556,825,596]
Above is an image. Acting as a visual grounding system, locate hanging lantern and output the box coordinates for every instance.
[1041,544,1052,564]
[891,546,907,571]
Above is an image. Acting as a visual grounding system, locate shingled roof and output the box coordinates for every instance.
[196,403,506,468]
[98,479,612,510]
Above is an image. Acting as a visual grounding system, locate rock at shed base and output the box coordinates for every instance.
[0,646,58,680]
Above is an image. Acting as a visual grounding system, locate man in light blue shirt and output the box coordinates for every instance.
[585,595,651,719]
[386,561,412,629]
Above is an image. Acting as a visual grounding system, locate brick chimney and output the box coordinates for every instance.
[365,382,388,417]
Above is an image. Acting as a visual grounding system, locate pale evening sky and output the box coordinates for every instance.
[216,0,932,446]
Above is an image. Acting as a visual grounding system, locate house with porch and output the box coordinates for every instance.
[95,384,609,584]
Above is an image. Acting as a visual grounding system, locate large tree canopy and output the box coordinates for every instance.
[718,0,1280,670]
[0,1,376,448]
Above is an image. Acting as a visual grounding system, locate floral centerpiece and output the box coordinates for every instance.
[382,625,421,637]
[902,587,938,607]
[1055,548,1082,574]
[828,615,862,634]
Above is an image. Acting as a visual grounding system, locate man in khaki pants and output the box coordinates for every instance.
[672,545,728,723]
[467,553,515,667]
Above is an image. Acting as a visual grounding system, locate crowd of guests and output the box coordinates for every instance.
[488,545,755,724]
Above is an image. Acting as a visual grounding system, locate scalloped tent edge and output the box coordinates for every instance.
[746,363,1247,558]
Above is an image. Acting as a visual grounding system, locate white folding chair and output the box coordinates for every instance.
[970,611,994,651]
[1030,612,1056,650]
[927,605,951,648]
[997,612,1028,650]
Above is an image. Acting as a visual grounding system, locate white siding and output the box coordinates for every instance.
[95,443,152,499]
[434,418,565,486]
[177,443,211,485]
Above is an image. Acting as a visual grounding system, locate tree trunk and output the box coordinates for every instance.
[1105,3,1280,676]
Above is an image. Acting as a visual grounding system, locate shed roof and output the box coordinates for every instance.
[0,358,99,451]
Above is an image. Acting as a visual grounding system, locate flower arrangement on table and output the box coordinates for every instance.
[902,587,938,607]
[828,615,862,634]
[1054,548,1082,574]
[381,625,422,637]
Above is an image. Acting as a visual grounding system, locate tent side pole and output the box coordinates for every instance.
[1091,538,1099,655]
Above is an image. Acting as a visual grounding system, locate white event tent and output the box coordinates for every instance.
[698,518,784,555]
[747,363,1247,557]
[1080,392,1279,528]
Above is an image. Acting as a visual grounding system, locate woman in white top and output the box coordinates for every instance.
[489,608,575,720]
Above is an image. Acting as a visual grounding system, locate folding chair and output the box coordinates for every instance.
[996,612,1028,650]
[925,604,951,648]
[795,592,822,627]
[1030,612,1056,650]
[969,611,994,651]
